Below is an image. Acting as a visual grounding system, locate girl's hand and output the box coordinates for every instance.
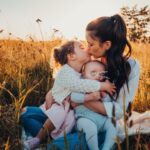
[100,80,116,96]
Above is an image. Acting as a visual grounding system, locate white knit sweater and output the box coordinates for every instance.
[51,64,101,104]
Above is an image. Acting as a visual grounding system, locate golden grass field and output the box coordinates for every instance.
[0,39,149,149]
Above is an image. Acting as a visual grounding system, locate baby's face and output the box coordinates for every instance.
[83,62,106,81]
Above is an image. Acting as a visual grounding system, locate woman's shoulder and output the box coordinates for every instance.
[127,57,140,77]
[128,57,140,69]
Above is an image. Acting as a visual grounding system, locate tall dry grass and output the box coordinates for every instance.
[0,39,149,149]
[131,43,150,112]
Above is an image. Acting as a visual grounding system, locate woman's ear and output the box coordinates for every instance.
[104,41,112,51]
[67,53,76,61]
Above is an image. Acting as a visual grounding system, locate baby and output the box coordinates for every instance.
[73,60,117,150]
[71,60,109,108]
[82,60,108,99]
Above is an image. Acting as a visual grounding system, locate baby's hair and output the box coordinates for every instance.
[81,60,106,73]
[54,40,75,65]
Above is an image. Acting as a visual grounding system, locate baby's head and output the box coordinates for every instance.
[54,40,90,66]
[82,60,107,81]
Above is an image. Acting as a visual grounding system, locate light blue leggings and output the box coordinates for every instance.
[77,117,117,150]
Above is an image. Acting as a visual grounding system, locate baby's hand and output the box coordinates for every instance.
[100,80,116,96]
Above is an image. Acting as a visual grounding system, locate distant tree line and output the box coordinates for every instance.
[121,5,150,43]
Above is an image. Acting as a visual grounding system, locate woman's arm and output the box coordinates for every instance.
[70,91,106,115]
[84,101,107,115]
[70,91,101,109]
[45,90,54,110]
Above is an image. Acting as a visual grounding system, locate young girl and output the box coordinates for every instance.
[23,40,116,149]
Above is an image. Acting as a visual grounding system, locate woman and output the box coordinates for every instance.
[74,14,140,150]
[47,14,140,150]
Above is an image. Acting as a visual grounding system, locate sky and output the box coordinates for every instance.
[0,0,150,40]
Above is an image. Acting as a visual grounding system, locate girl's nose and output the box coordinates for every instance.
[85,47,89,52]
[86,48,92,56]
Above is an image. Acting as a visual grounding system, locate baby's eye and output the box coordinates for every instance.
[99,73,105,77]
[99,71,108,77]
[90,72,97,76]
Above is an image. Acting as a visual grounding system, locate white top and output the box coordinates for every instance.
[103,58,140,119]
[51,64,101,104]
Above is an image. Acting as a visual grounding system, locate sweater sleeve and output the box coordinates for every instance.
[56,66,101,93]
[103,60,140,119]
[70,92,85,103]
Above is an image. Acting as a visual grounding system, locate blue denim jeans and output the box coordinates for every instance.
[20,106,48,137]
[20,106,106,149]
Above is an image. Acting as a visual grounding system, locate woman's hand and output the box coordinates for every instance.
[85,91,101,102]
[100,91,107,100]
[45,90,55,110]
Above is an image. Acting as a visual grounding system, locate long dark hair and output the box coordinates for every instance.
[86,14,132,99]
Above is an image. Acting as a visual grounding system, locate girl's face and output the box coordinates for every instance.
[86,31,107,58]
[74,41,91,64]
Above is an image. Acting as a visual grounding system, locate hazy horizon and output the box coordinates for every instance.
[0,0,149,40]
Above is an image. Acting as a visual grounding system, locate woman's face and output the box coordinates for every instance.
[86,31,107,58]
